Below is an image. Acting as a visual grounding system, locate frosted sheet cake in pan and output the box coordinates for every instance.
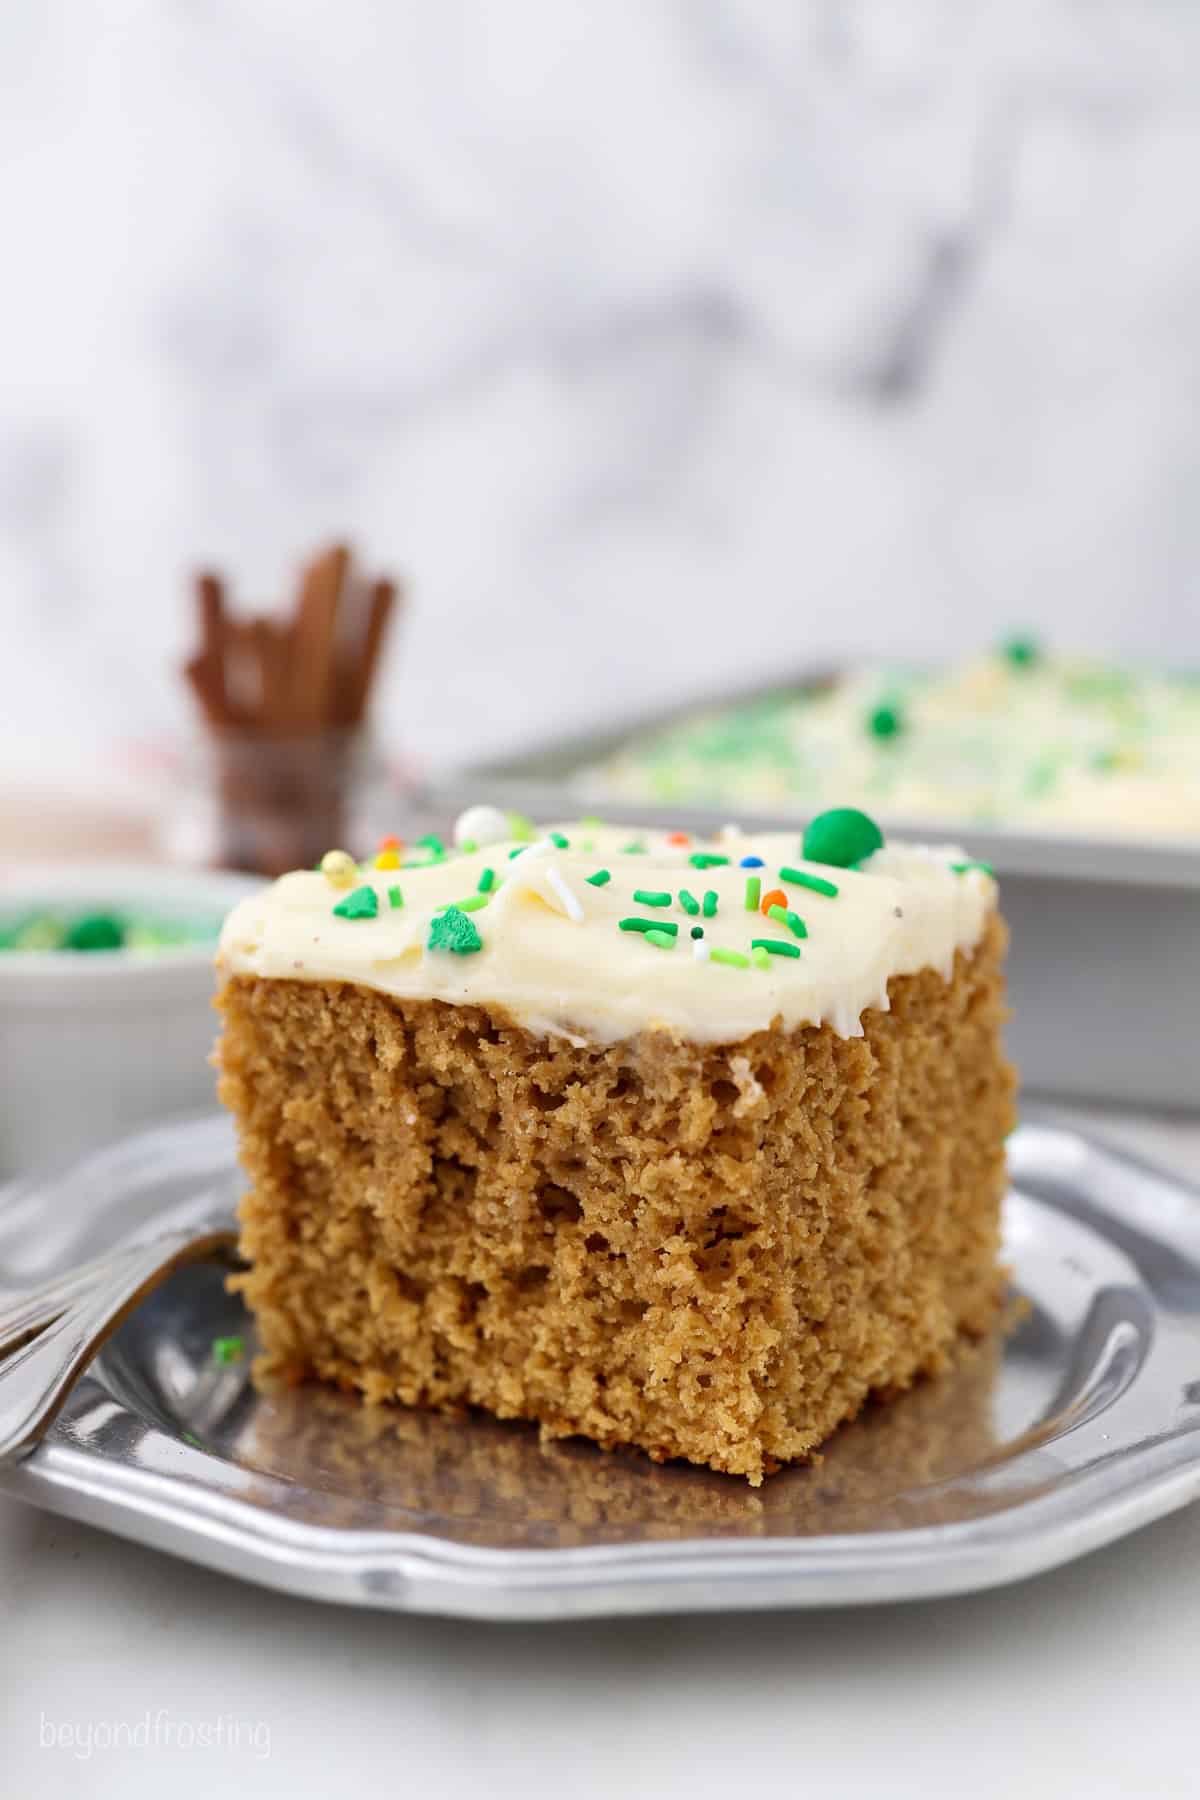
[579,644,1200,845]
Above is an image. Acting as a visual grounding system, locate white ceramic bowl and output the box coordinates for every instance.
[0,864,260,1175]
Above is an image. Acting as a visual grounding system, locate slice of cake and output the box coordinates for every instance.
[215,805,1014,1484]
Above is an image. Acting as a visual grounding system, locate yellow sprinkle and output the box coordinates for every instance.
[374,848,401,870]
[319,849,358,889]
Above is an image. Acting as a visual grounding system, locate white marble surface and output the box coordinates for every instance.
[4,1491,1200,1798]
[3,2,1200,788]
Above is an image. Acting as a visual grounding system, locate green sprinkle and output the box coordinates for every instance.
[579,815,604,827]
[622,841,648,854]
[477,867,496,893]
[415,833,446,859]
[951,860,995,877]
[766,904,807,938]
[779,865,839,898]
[1070,670,1134,703]
[632,888,671,907]
[690,925,704,940]
[333,885,379,921]
[507,812,536,842]
[710,947,750,969]
[1025,754,1059,797]
[800,808,883,869]
[508,845,528,859]
[751,946,772,971]
[428,908,483,955]
[619,917,679,936]
[744,876,761,912]
[459,838,478,854]
[678,889,701,915]
[702,890,718,918]
[585,869,611,886]
[548,831,570,849]
[867,702,904,740]
[387,885,404,909]
[1000,633,1040,670]
[212,1335,244,1366]
[752,937,802,959]
[644,928,675,950]
[452,893,489,913]
[688,852,730,869]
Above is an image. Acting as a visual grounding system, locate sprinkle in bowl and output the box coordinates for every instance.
[0,863,260,1175]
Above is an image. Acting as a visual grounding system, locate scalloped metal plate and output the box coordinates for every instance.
[2,1115,1199,1619]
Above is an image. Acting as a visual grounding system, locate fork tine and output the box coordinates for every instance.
[0,1226,239,1463]
[0,1248,148,1360]
[0,1215,239,1362]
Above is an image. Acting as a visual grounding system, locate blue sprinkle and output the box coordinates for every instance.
[739,855,765,868]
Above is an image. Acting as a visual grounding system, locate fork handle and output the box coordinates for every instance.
[0,1228,238,1465]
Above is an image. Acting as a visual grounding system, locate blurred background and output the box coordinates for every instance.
[3,0,1200,820]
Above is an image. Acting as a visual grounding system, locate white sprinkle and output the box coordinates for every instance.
[509,836,553,865]
[453,803,512,849]
[692,938,711,963]
[545,863,584,923]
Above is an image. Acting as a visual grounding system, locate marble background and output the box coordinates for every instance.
[3,0,1200,792]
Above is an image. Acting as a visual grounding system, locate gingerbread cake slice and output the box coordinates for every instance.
[215,805,1014,1484]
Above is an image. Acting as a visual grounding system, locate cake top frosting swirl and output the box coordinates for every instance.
[217,809,997,1046]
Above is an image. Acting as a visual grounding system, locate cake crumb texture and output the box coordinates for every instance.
[218,915,1013,1484]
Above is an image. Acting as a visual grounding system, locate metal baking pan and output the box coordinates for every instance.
[5,1113,1200,1619]
[428,673,1200,1112]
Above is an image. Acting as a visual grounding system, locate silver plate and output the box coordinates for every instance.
[3,1114,1200,1620]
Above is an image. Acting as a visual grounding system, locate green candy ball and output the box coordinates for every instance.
[1000,634,1040,670]
[64,912,126,952]
[867,702,904,740]
[802,807,885,868]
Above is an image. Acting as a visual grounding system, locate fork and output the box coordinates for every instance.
[0,1220,239,1465]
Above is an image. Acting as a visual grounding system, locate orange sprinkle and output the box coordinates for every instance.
[666,831,691,845]
[378,835,402,852]
[761,888,787,917]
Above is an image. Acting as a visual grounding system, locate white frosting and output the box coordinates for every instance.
[582,655,1200,842]
[217,822,997,1047]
